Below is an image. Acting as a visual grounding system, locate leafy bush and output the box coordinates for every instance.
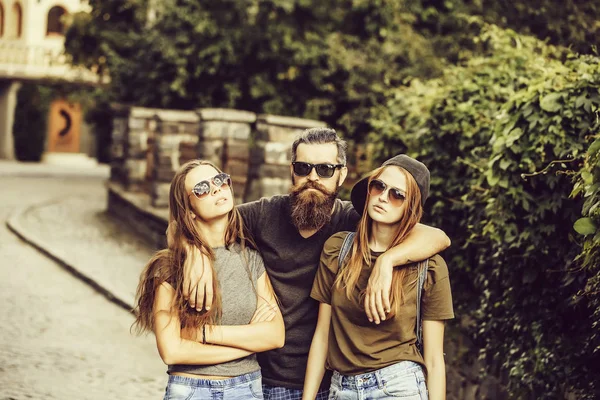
[12,84,53,162]
[370,24,600,397]
[64,0,443,140]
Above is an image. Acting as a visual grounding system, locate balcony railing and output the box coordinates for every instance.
[0,40,107,84]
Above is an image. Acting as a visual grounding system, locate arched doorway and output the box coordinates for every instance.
[47,5,67,35]
[10,1,21,38]
[0,2,5,37]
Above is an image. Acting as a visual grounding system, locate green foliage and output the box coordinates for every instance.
[370,24,600,397]
[404,0,600,58]
[572,135,600,371]
[12,84,54,162]
[64,0,443,140]
[12,83,111,162]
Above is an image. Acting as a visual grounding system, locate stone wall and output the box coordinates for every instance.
[110,106,161,192]
[197,108,256,204]
[108,106,332,208]
[150,110,200,207]
[245,114,327,202]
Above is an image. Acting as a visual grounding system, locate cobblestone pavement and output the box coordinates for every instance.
[1,176,166,399]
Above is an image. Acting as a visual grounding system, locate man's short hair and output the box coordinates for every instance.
[291,127,347,165]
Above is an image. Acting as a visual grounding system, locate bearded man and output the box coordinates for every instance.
[182,128,450,400]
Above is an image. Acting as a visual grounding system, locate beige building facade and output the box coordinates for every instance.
[0,0,95,160]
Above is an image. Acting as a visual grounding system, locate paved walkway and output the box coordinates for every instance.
[1,162,166,399]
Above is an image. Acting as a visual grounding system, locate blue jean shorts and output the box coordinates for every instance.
[329,361,428,400]
[163,371,263,400]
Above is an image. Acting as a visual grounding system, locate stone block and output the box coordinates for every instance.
[129,106,162,119]
[153,155,172,166]
[154,166,175,182]
[226,139,250,161]
[112,118,127,139]
[198,139,225,160]
[224,159,249,178]
[151,182,171,208]
[110,164,126,183]
[249,164,290,179]
[197,108,256,123]
[179,142,200,163]
[250,141,292,165]
[255,123,300,143]
[245,177,291,202]
[199,121,252,141]
[125,159,147,182]
[128,130,149,156]
[128,117,146,130]
[156,134,196,152]
[257,114,326,129]
[111,142,124,159]
[155,109,199,123]
[157,121,182,135]
[227,122,252,141]
[199,121,225,140]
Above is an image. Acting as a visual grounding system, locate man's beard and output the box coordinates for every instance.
[290,179,339,231]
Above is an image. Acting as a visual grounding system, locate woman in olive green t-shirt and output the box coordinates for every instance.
[303,155,454,400]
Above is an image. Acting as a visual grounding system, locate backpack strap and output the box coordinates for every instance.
[415,258,429,354]
[338,232,356,270]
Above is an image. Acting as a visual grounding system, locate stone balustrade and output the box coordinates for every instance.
[150,110,200,207]
[0,40,105,83]
[197,108,256,204]
[110,106,162,192]
[108,105,332,210]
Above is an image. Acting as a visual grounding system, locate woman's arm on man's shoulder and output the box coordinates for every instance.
[365,224,450,323]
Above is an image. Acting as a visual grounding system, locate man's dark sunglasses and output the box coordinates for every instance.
[368,179,406,206]
[292,162,344,178]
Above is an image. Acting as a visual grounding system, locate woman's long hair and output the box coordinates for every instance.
[334,166,423,316]
[132,160,256,335]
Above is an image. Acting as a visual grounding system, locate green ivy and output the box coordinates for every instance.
[370,24,600,398]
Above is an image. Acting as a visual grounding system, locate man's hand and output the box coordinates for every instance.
[364,254,394,324]
[250,302,278,323]
[182,244,214,312]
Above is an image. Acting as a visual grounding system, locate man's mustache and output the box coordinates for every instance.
[296,180,330,195]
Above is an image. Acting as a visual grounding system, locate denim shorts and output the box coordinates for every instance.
[329,361,428,400]
[163,370,263,400]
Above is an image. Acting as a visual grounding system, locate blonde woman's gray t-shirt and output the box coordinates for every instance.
[168,244,265,377]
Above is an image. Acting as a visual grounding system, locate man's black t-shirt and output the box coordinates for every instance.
[238,195,359,389]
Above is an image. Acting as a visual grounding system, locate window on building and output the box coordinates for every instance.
[11,2,22,38]
[47,6,67,35]
[0,3,5,37]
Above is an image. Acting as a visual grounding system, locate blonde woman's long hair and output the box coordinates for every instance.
[334,166,423,316]
[132,160,256,335]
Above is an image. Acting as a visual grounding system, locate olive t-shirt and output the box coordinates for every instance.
[311,232,455,375]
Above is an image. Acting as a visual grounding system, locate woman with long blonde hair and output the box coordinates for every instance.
[303,155,454,400]
[133,160,284,400]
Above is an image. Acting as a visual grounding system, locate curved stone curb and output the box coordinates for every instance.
[6,202,134,313]
[0,161,110,179]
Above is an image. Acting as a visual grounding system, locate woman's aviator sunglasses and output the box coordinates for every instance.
[292,162,344,178]
[190,173,231,199]
[368,179,406,206]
